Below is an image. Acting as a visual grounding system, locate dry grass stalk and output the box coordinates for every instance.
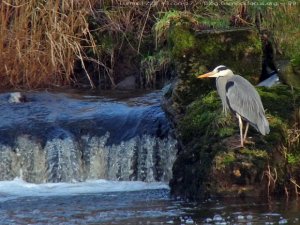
[0,0,97,88]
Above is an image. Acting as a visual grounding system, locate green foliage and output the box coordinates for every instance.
[287,153,300,166]
[154,10,181,44]
[155,10,198,48]
[200,17,230,29]
[140,50,171,88]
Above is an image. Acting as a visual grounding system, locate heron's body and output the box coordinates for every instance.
[216,74,269,135]
[198,65,270,147]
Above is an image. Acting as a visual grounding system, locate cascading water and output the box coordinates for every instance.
[1,92,299,225]
[0,90,177,183]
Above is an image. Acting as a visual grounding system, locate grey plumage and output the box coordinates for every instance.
[198,65,270,147]
[217,74,270,135]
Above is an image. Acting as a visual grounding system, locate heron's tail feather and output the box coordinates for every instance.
[258,113,270,135]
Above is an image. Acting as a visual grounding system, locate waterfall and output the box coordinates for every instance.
[0,91,177,183]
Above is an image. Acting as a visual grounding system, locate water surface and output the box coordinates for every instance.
[0,179,299,225]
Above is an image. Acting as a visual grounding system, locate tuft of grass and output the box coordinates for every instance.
[140,50,171,88]
[244,1,300,65]
[200,17,230,29]
[154,10,198,48]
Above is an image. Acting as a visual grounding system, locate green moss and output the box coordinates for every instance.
[258,85,299,120]
[239,148,268,159]
[264,115,287,146]
[179,91,221,142]
[230,36,262,61]
[175,83,300,196]
[180,84,300,151]
[215,151,236,170]
[169,26,196,59]
[166,13,300,198]
[279,62,300,88]
[155,10,197,46]
[218,127,236,138]
[256,85,300,148]
[166,24,263,113]
[200,17,230,29]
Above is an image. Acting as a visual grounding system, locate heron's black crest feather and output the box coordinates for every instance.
[217,66,227,72]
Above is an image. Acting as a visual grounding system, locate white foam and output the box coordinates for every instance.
[0,178,169,201]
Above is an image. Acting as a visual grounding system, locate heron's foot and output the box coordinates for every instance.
[228,138,244,149]
[231,144,244,149]
[243,138,255,145]
[244,140,255,145]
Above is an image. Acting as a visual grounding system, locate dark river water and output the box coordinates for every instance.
[0,90,299,224]
[0,179,299,225]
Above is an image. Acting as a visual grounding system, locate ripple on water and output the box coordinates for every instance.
[0,182,300,225]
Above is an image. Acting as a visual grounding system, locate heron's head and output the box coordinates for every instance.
[197,65,233,79]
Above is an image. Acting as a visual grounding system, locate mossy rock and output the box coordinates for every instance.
[167,25,262,107]
[278,60,300,88]
[170,84,300,199]
[210,148,269,197]
[162,13,300,199]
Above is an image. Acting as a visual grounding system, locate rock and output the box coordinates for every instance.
[277,60,300,88]
[166,26,262,110]
[115,75,136,90]
[164,25,267,200]
[162,13,300,200]
[169,82,300,199]
[8,92,26,103]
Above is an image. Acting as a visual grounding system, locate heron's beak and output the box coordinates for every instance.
[197,71,214,79]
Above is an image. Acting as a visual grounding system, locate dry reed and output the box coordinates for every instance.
[0,0,97,88]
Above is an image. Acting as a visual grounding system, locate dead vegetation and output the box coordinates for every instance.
[0,0,299,89]
[0,0,97,88]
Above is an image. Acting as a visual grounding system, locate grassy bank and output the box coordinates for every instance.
[0,0,299,89]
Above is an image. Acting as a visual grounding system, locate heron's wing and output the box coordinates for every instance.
[225,75,270,135]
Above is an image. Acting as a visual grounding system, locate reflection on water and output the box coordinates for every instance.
[0,183,299,225]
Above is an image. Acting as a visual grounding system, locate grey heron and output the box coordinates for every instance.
[197,65,270,147]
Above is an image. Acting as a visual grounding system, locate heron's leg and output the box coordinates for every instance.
[243,122,249,141]
[237,114,244,147]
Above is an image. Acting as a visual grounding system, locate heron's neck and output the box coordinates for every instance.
[216,74,233,83]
